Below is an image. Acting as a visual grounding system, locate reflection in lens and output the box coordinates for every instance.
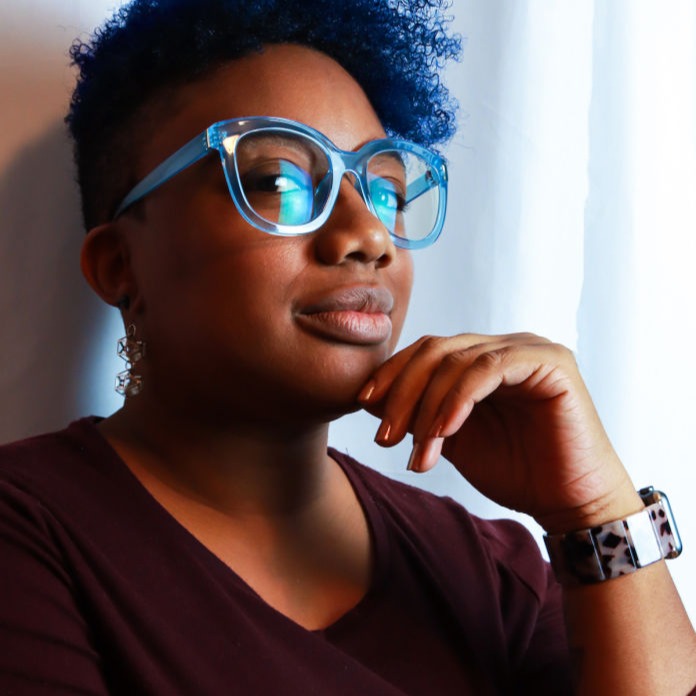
[276,162,313,225]
[368,175,400,233]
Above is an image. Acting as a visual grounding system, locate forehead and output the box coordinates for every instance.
[139,45,387,173]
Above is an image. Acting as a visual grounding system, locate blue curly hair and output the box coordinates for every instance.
[66,0,461,229]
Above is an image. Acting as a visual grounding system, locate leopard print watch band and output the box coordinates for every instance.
[544,487,682,586]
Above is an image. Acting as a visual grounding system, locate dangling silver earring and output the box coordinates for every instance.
[116,324,147,397]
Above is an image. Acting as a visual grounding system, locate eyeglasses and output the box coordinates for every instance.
[113,116,448,250]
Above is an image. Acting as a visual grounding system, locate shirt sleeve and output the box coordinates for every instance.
[336,456,577,694]
[0,481,109,695]
[511,563,575,694]
[473,516,574,695]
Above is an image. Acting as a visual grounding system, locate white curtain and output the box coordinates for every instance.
[432,0,696,617]
[342,0,696,619]
[1,1,694,621]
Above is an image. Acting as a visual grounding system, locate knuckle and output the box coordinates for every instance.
[441,350,467,369]
[506,331,554,345]
[527,332,550,344]
[548,342,575,361]
[417,334,446,355]
[474,347,507,370]
[509,331,541,342]
[416,334,436,346]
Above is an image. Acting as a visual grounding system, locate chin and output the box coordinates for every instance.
[178,341,390,425]
[260,357,376,424]
[292,376,369,422]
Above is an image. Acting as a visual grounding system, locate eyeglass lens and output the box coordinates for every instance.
[227,129,440,241]
[366,150,439,242]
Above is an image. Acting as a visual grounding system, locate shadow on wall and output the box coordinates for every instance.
[0,120,118,444]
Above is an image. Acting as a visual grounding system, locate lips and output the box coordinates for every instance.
[296,286,395,345]
[300,286,394,315]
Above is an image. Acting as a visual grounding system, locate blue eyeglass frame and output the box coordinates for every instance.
[113,116,448,250]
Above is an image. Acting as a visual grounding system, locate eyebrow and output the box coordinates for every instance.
[233,133,322,170]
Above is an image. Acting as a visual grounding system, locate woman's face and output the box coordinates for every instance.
[120,44,414,424]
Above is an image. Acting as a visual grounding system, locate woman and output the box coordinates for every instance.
[1,0,695,693]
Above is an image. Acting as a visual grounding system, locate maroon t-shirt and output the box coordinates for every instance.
[0,418,573,694]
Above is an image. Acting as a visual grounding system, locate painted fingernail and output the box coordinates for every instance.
[428,415,446,439]
[407,442,422,471]
[358,380,377,403]
[423,437,444,470]
[408,438,444,473]
[374,420,392,445]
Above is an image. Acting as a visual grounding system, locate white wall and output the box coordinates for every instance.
[1,1,694,623]
[0,0,125,441]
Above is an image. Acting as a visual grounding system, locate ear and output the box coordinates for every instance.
[81,222,142,312]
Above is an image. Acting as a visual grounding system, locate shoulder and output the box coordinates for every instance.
[0,417,122,522]
[0,418,99,475]
[0,418,97,484]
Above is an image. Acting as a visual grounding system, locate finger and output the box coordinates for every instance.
[408,349,481,444]
[407,436,445,474]
[357,334,444,407]
[358,332,549,405]
[410,339,558,442]
[424,344,565,442]
[367,336,450,446]
[368,336,514,446]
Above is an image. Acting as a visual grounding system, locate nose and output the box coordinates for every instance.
[313,178,396,268]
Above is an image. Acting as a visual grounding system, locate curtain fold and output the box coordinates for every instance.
[578,0,696,622]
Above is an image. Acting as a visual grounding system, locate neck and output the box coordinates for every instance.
[99,398,336,519]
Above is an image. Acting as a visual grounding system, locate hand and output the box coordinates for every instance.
[358,333,642,532]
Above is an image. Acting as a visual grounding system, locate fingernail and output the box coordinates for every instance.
[407,442,421,471]
[358,380,376,403]
[423,437,444,470]
[428,415,446,439]
[374,420,392,445]
[408,438,444,473]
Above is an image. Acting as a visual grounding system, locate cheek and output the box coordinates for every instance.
[388,251,414,349]
[135,192,296,299]
[134,224,306,347]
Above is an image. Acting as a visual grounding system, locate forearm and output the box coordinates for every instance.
[563,562,696,695]
[359,333,696,691]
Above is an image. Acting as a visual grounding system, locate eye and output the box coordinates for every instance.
[240,159,315,226]
[368,176,407,232]
[240,160,312,195]
[369,177,406,212]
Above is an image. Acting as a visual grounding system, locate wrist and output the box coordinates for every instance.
[537,480,643,536]
[544,487,683,586]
